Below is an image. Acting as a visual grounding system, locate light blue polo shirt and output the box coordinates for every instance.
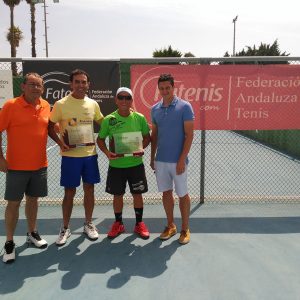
[151,96,194,163]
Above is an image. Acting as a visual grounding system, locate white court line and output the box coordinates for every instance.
[47,145,58,151]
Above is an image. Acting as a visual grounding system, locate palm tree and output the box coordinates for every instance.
[3,0,21,58]
[3,0,21,75]
[6,26,24,47]
[6,26,23,75]
[26,0,37,57]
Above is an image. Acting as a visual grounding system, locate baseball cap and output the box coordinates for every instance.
[116,87,133,97]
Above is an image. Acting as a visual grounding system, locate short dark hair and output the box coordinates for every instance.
[158,73,174,87]
[69,69,90,82]
[23,72,43,84]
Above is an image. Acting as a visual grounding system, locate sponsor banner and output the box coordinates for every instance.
[23,60,120,117]
[0,70,13,108]
[131,65,300,130]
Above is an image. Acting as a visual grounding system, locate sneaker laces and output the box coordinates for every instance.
[112,222,120,230]
[163,226,171,234]
[60,228,68,237]
[180,230,188,237]
[85,222,97,232]
[29,231,42,241]
[137,222,147,231]
[109,222,122,234]
[2,241,15,255]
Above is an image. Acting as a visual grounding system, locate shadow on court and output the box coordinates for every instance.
[60,235,180,290]
[1,204,300,299]
[0,231,180,294]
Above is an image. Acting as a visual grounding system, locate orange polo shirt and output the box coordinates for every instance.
[0,95,50,170]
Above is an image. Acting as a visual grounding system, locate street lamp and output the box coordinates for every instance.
[232,15,238,56]
[32,0,59,57]
[42,0,49,57]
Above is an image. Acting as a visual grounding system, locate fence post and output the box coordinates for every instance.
[200,130,206,203]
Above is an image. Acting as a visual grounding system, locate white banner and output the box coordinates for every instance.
[0,70,13,108]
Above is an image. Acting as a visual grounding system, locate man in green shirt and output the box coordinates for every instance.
[97,87,151,239]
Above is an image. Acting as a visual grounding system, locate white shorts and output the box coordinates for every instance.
[154,161,188,198]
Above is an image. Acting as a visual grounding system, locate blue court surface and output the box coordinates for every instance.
[1,203,300,300]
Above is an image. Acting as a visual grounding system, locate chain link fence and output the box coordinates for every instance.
[0,57,300,205]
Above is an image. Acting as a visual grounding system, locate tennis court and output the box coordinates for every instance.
[1,203,300,300]
[1,130,300,299]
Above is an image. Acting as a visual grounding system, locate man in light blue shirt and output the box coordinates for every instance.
[150,73,194,245]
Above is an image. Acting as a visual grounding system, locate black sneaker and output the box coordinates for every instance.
[27,231,48,249]
[3,240,15,263]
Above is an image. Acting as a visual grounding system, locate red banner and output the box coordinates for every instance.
[131,65,300,130]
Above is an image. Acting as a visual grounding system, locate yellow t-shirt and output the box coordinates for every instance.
[50,94,103,157]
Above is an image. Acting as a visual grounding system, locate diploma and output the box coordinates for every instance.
[62,123,95,147]
[112,131,143,156]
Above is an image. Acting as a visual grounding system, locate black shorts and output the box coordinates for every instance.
[105,164,148,195]
[5,167,48,201]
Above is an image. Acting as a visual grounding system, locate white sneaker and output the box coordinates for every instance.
[56,227,71,246]
[83,222,99,240]
[3,241,15,263]
[27,231,48,249]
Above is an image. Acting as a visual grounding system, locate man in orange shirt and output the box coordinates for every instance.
[0,72,50,264]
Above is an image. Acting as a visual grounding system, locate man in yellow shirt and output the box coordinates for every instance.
[48,69,103,246]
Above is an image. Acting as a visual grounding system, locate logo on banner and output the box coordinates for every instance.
[132,66,224,110]
[131,65,225,127]
[131,64,300,130]
[23,60,120,117]
[41,71,71,103]
[132,66,170,109]
[0,70,13,108]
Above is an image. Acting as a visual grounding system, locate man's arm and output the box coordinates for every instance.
[176,120,194,175]
[48,121,69,151]
[94,102,104,125]
[0,132,8,172]
[95,116,104,125]
[96,137,117,160]
[150,123,158,170]
[142,133,151,149]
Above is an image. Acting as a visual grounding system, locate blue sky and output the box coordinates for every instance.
[0,0,299,58]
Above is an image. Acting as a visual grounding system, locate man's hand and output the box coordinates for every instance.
[0,157,8,173]
[133,150,144,157]
[150,158,155,170]
[106,151,118,160]
[176,158,186,175]
[59,141,70,152]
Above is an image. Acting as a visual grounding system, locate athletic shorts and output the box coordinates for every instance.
[105,163,148,195]
[154,161,188,198]
[5,167,48,201]
[60,155,100,188]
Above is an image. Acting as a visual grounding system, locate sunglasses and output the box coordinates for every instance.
[117,95,132,101]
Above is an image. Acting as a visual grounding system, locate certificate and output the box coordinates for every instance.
[113,131,143,154]
[62,123,94,147]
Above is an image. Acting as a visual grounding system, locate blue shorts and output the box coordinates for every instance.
[60,155,100,188]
